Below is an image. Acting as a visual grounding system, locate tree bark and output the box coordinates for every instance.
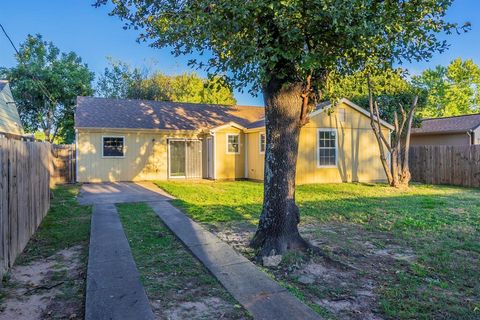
[250,78,309,257]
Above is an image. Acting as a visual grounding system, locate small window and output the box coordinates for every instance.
[259,133,266,153]
[317,129,337,167]
[103,136,124,157]
[226,134,240,154]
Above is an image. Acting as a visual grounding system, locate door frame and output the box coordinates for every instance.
[206,137,214,179]
[167,138,202,179]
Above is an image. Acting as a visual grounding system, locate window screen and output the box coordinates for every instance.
[103,137,124,157]
[227,134,240,153]
[318,130,337,166]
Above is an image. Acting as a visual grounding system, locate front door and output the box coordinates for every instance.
[168,139,202,179]
[169,140,186,177]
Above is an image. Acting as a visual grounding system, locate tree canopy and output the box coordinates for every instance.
[0,34,94,143]
[326,68,422,123]
[96,59,237,105]
[96,0,467,95]
[413,58,480,118]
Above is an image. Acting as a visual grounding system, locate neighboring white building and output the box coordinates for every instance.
[0,80,24,137]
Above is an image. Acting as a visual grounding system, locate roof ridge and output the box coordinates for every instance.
[79,96,265,109]
[422,113,480,121]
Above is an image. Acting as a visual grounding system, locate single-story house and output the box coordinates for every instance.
[0,80,24,138]
[411,114,480,146]
[74,96,393,184]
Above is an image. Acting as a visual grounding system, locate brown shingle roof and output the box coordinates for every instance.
[412,114,480,135]
[75,96,265,131]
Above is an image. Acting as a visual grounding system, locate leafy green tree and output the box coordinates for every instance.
[413,58,480,118]
[327,68,415,122]
[96,58,143,99]
[0,34,94,143]
[134,72,237,104]
[97,59,237,104]
[96,0,466,257]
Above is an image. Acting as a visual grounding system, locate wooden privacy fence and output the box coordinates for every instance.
[409,145,480,188]
[0,139,52,279]
[51,144,76,184]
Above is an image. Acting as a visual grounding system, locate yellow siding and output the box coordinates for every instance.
[77,100,391,184]
[296,101,389,184]
[214,127,245,179]
[77,129,198,182]
[246,131,265,180]
[245,101,390,184]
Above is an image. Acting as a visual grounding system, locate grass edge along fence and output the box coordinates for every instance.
[0,139,52,280]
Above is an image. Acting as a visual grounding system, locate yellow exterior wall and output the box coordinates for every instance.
[246,131,265,180]
[77,101,390,184]
[77,129,198,182]
[410,132,471,146]
[245,102,390,184]
[214,127,245,179]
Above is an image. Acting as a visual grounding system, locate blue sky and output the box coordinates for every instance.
[1,0,479,106]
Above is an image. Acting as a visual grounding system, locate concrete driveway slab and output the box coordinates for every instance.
[78,181,172,205]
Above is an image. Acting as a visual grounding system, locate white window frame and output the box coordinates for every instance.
[316,128,338,168]
[259,132,266,154]
[102,135,125,158]
[226,134,240,154]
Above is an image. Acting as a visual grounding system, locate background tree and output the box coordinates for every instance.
[0,34,94,143]
[96,58,143,99]
[96,0,467,257]
[413,58,480,118]
[327,68,414,122]
[97,59,237,104]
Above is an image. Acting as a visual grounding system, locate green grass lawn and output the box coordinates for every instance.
[155,180,480,319]
[0,185,91,319]
[117,202,251,319]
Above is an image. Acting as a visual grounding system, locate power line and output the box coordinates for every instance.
[0,22,59,107]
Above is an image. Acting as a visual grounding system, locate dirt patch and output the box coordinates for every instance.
[162,297,243,320]
[0,246,84,320]
[209,222,422,319]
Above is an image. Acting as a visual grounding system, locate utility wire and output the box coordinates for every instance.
[0,22,59,107]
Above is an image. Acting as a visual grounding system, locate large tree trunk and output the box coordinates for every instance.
[250,78,309,257]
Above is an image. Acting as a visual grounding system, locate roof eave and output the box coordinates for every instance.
[309,98,395,131]
[411,129,470,136]
[75,126,202,134]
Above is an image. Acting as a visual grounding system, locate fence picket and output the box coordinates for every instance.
[409,145,480,188]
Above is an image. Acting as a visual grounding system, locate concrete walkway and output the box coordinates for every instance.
[81,182,320,320]
[149,201,321,320]
[80,183,163,320]
[85,203,154,320]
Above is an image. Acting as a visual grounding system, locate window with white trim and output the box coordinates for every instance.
[226,134,240,154]
[259,133,266,153]
[317,129,337,167]
[103,136,124,157]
